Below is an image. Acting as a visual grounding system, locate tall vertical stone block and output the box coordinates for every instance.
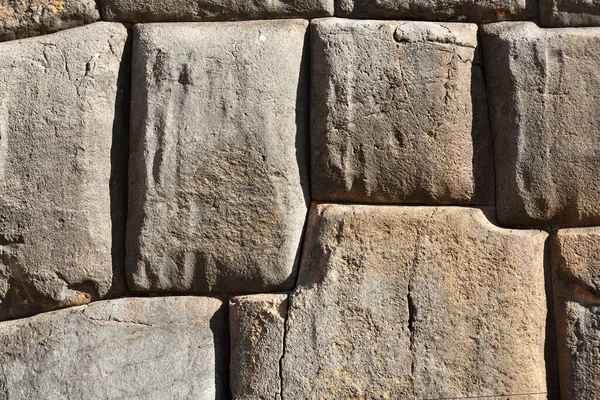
[282,204,548,399]
[311,18,494,205]
[336,0,537,22]
[552,228,600,400]
[0,23,129,320]
[230,294,288,399]
[482,22,600,227]
[0,297,229,399]
[0,0,100,42]
[128,21,310,294]
[99,0,333,22]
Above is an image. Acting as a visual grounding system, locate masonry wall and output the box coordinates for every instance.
[1,0,600,399]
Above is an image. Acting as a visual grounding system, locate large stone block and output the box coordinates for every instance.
[540,0,600,27]
[0,23,129,321]
[230,294,288,400]
[99,0,333,22]
[482,22,600,227]
[128,21,310,294]
[0,0,99,42]
[336,0,537,22]
[552,228,600,400]
[0,296,228,399]
[311,19,494,205]
[282,204,547,399]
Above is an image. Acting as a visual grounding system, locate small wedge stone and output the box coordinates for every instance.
[230,294,288,400]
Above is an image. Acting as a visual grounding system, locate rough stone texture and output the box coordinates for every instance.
[99,0,333,22]
[127,21,310,294]
[540,0,600,27]
[230,294,288,400]
[482,22,600,227]
[282,204,547,399]
[311,19,494,205]
[335,0,537,21]
[0,0,100,42]
[0,23,129,321]
[552,228,600,400]
[0,296,228,399]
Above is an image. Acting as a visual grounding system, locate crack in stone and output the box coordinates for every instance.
[278,293,291,400]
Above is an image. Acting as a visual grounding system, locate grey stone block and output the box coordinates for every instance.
[0,0,99,42]
[0,296,228,399]
[127,20,310,294]
[540,0,600,27]
[552,228,600,400]
[336,0,537,22]
[99,0,333,22]
[311,18,494,205]
[482,22,600,227]
[282,204,548,399]
[230,294,288,400]
[0,22,129,321]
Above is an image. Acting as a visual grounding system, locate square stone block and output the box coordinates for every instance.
[482,22,600,227]
[311,18,494,205]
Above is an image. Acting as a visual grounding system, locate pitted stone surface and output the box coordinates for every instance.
[0,23,129,321]
[552,228,600,400]
[0,0,99,42]
[230,294,288,400]
[482,22,600,227]
[310,19,494,205]
[282,204,547,399]
[0,296,228,399]
[336,0,537,21]
[99,0,333,22]
[127,21,310,294]
[540,0,600,27]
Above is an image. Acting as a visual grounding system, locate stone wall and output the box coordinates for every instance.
[1,0,600,399]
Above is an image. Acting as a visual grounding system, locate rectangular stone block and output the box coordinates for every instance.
[230,294,288,400]
[552,228,600,400]
[99,0,333,22]
[0,297,228,399]
[282,204,547,399]
[311,18,494,205]
[336,0,537,21]
[482,22,600,227]
[0,0,100,42]
[0,23,129,321]
[127,20,310,294]
[540,0,600,27]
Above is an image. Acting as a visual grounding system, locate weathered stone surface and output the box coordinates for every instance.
[0,23,129,321]
[482,22,600,227]
[540,0,600,27]
[0,0,99,42]
[282,204,547,399]
[552,228,600,400]
[336,0,537,21]
[99,0,333,22]
[311,19,494,205]
[0,296,228,399]
[128,21,309,294]
[230,294,288,400]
